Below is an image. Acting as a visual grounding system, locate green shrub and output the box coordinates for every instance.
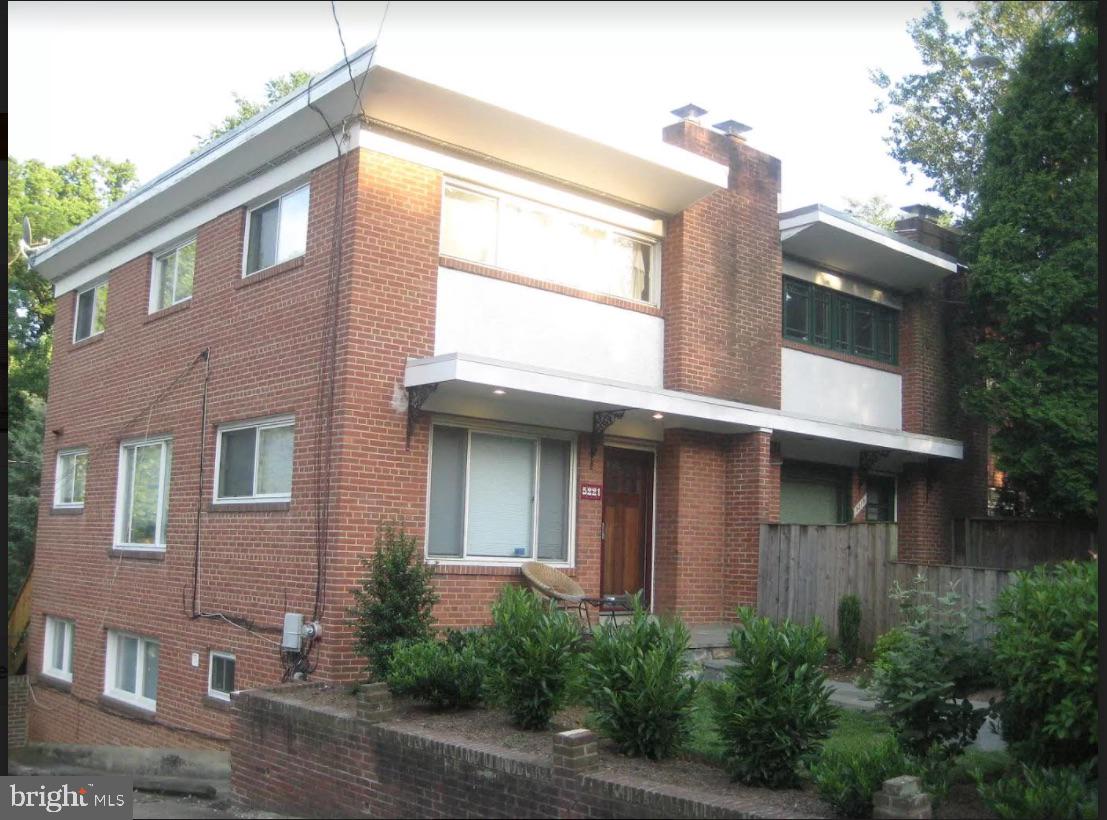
[484,585,583,729]
[977,764,1097,820]
[583,595,697,760]
[867,575,990,757]
[810,735,912,818]
[386,638,484,709]
[990,560,1097,769]
[709,607,837,788]
[349,524,438,680]
[837,594,862,665]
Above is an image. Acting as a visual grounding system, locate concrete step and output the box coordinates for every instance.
[697,658,740,682]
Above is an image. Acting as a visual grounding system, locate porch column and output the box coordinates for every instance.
[897,463,950,564]
[724,430,779,616]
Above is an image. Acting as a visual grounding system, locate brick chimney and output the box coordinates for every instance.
[660,110,782,408]
[894,204,961,257]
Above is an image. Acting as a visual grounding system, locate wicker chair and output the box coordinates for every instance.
[521,562,630,632]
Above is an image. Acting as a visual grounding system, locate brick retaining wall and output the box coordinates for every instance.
[8,675,29,749]
[230,683,825,819]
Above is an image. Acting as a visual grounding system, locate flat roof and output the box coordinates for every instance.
[780,204,959,291]
[31,44,727,285]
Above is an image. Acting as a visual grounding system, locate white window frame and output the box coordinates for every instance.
[208,651,236,701]
[53,447,89,509]
[149,236,197,313]
[440,180,662,306]
[104,630,158,711]
[73,279,108,342]
[424,418,577,568]
[42,616,75,683]
[241,183,310,277]
[113,436,172,551]
[212,415,295,504]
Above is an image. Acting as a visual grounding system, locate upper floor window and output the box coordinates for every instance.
[54,448,89,509]
[783,278,898,365]
[151,239,196,311]
[114,437,172,550]
[244,185,310,275]
[214,416,294,503]
[440,183,659,305]
[43,616,75,683]
[427,422,574,564]
[74,281,108,342]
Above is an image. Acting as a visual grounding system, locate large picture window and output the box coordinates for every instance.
[114,438,172,550]
[244,185,310,275]
[214,416,294,503]
[440,183,659,305]
[782,278,898,365]
[427,424,574,563]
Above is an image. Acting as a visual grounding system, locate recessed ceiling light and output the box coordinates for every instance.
[492,388,506,395]
[652,412,664,420]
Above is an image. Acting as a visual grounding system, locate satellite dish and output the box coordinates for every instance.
[16,216,50,261]
[22,215,33,246]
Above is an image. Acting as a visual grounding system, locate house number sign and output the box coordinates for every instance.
[580,482,603,501]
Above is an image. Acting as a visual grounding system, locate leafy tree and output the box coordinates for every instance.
[872,1,1065,211]
[843,195,900,230]
[7,156,137,610]
[961,1,1097,520]
[8,397,45,611]
[194,71,312,149]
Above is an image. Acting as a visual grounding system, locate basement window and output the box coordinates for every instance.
[208,651,236,700]
[244,184,310,275]
[214,416,294,503]
[151,238,196,311]
[43,616,75,683]
[427,423,574,564]
[73,280,108,342]
[105,630,158,711]
[54,448,89,509]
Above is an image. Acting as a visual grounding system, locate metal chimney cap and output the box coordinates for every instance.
[713,120,752,137]
[671,104,708,121]
[900,203,944,219]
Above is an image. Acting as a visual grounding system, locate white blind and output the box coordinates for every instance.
[537,439,570,561]
[467,433,535,557]
[427,426,467,556]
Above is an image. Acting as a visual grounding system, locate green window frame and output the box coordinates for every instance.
[781,278,899,365]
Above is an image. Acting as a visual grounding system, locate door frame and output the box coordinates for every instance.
[600,443,657,612]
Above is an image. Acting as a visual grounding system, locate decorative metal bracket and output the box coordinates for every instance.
[406,383,438,450]
[858,448,892,476]
[590,409,627,466]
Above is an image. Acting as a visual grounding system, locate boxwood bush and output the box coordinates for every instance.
[990,560,1098,769]
[386,638,485,709]
[583,595,697,759]
[709,607,836,788]
[483,585,582,729]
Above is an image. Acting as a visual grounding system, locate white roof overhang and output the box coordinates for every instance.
[780,205,959,292]
[31,44,726,290]
[405,353,963,462]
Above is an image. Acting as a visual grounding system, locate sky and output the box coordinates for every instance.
[8,1,974,214]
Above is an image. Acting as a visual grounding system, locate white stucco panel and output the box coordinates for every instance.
[781,347,902,429]
[435,268,664,388]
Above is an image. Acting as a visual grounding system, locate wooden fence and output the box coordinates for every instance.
[951,517,1095,569]
[757,524,1012,647]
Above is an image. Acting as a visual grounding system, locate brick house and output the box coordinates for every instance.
[25,46,979,748]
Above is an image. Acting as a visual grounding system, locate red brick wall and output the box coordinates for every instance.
[29,156,355,747]
[655,428,777,623]
[661,122,782,408]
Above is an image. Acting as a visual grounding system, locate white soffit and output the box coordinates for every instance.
[780,204,959,292]
[405,353,964,460]
[32,46,725,291]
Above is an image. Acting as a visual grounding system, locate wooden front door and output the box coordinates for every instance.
[601,448,654,602]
